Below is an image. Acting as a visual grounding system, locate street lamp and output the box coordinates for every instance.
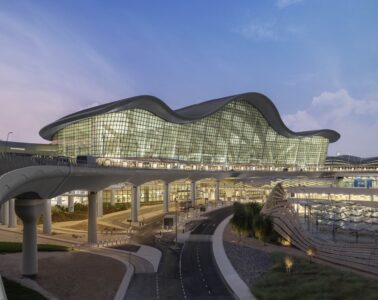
[175,197,178,249]
[4,131,13,153]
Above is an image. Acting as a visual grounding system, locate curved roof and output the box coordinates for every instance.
[39,92,340,142]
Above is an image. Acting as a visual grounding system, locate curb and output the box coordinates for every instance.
[212,215,256,300]
[114,261,134,300]
[107,245,160,273]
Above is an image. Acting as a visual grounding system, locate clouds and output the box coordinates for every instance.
[238,22,280,41]
[236,21,302,41]
[0,9,134,143]
[283,89,378,156]
[235,2,306,42]
[275,0,304,9]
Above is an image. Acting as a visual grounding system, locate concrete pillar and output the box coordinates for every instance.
[191,181,196,207]
[97,191,103,218]
[15,199,44,277]
[110,189,116,206]
[88,191,97,245]
[131,185,139,223]
[43,199,52,235]
[163,182,170,213]
[68,195,74,213]
[215,180,220,202]
[2,200,9,226]
[9,198,17,228]
[57,196,63,206]
[137,186,141,210]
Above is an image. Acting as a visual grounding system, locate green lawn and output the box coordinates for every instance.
[0,242,69,254]
[2,277,47,300]
[252,252,378,300]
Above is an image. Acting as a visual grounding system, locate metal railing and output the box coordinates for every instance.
[2,151,378,178]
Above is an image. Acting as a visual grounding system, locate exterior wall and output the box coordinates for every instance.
[53,100,329,167]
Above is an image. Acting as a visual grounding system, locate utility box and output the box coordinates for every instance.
[163,214,177,229]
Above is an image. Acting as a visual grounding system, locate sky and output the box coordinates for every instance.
[0,0,378,156]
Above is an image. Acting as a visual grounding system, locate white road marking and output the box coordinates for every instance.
[196,245,212,295]
[179,243,187,299]
[155,274,160,299]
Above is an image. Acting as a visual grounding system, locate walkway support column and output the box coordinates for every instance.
[57,196,63,206]
[163,182,170,213]
[1,200,9,226]
[88,191,97,245]
[137,186,141,210]
[43,199,52,235]
[8,198,17,228]
[15,199,44,278]
[191,181,196,207]
[110,189,116,206]
[131,185,140,223]
[68,195,74,213]
[97,191,103,218]
[215,180,220,202]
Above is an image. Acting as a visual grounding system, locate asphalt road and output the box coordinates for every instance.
[181,206,234,299]
[125,206,234,300]
[126,218,185,300]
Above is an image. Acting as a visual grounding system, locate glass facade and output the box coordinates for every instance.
[99,179,265,205]
[102,181,164,203]
[53,100,329,167]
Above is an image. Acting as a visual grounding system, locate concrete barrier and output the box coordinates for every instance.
[212,215,256,300]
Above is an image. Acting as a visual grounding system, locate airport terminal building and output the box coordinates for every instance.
[38,92,340,170]
[0,92,343,207]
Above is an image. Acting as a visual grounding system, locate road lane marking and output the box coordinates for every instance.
[179,243,187,299]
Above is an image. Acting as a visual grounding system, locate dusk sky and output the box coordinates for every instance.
[1,0,378,156]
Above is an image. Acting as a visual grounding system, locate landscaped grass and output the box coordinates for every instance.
[0,242,69,254]
[251,252,378,300]
[2,277,47,300]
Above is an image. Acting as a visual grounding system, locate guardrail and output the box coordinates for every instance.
[2,151,378,176]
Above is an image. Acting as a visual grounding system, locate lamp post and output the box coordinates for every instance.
[4,131,13,153]
[175,197,178,249]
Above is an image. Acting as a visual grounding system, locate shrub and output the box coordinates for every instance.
[231,202,276,243]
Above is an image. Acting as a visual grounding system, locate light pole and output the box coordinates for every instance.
[4,131,13,153]
[175,197,178,249]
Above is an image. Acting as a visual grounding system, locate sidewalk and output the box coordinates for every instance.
[0,226,161,300]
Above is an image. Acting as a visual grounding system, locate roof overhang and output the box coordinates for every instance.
[39,92,340,143]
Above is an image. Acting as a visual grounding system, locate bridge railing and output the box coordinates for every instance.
[3,151,378,175]
[0,152,77,175]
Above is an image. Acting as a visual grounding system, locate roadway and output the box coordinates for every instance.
[125,217,184,299]
[125,206,234,300]
[181,206,233,299]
